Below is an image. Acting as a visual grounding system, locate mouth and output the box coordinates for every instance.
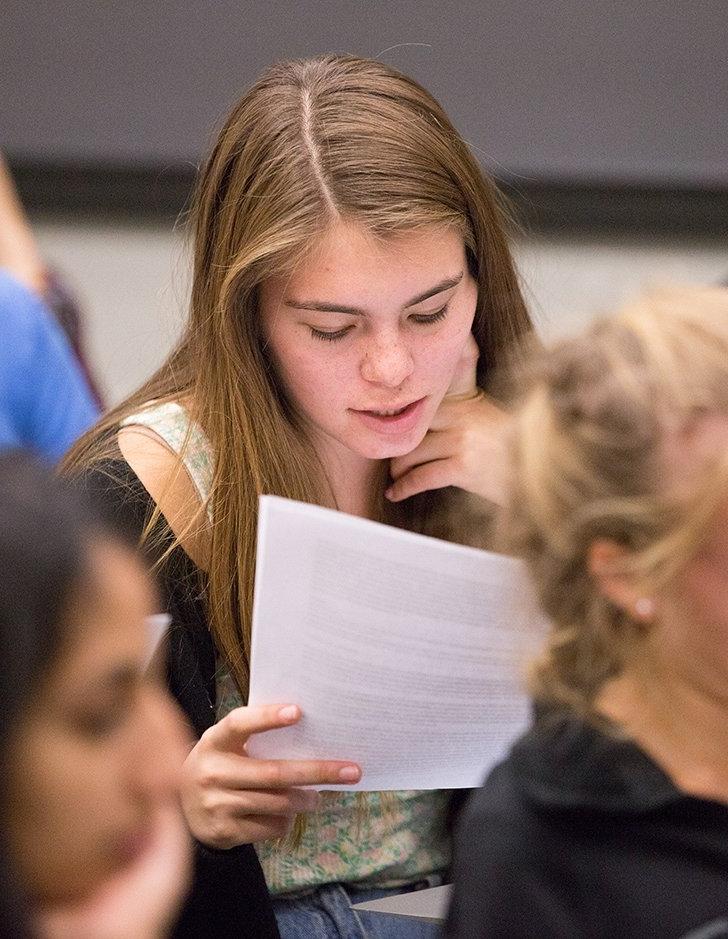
[113,822,153,866]
[350,397,427,434]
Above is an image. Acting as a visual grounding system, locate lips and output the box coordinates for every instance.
[365,403,412,417]
[350,397,427,435]
[113,822,154,866]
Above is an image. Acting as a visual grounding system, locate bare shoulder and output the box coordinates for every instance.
[117,425,211,570]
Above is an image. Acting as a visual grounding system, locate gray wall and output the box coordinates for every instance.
[4,0,727,187]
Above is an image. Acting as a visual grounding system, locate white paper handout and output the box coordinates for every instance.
[247,496,548,790]
[144,613,171,669]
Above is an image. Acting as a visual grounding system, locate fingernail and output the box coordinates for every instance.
[338,765,361,783]
[278,705,299,722]
[384,488,394,500]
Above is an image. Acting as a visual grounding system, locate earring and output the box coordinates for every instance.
[634,598,655,619]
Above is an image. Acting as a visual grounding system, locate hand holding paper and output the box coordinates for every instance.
[247,496,548,791]
[179,701,360,849]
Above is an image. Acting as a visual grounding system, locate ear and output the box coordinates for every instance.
[587,539,655,622]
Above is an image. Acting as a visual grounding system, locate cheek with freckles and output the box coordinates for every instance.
[270,343,351,424]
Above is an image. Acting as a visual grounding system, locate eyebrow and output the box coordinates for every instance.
[284,272,464,315]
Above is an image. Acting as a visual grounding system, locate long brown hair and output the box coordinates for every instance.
[64,54,532,698]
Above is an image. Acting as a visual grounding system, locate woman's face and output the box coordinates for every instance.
[260,221,478,464]
[5,540,188,905]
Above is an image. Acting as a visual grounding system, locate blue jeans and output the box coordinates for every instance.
[272,879,444,939]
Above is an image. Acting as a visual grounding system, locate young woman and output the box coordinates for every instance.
[65,54,533,938]
[446,286,728,938]
[0,451,190,939]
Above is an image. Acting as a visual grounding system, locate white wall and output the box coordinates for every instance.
[517,234,727,340]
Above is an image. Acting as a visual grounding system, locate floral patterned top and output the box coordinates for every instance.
[122,401,452,896]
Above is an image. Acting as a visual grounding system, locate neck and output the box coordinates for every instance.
[314,438,387,519]
[598,650,728,803]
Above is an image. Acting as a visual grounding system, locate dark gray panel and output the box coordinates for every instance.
[3,0,727,186]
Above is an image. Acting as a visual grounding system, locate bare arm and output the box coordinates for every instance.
[0,153,48,295]
[117,426,212,570]
[117,426,362,847]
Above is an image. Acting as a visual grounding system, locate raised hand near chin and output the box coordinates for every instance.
[386,333,510,505]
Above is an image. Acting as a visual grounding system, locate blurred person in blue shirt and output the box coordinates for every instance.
[0,269,98,462]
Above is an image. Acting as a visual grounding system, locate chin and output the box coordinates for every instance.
[353,432,427,461]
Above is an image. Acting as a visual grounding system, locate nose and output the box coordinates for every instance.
[133,686,191,799]
[360,333,414,388]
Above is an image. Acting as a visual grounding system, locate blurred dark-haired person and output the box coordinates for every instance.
[0,451,190,938]
[446,287,728,939]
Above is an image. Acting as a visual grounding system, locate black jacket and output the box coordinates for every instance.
[80,459,279,939]
[445,712,728,939]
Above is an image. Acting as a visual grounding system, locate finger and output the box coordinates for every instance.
[426,396,465,431]
[205,812,294,849]
[428,392,508,434]
[385,459,457,501]
[224,787,320,817]
[446,333,479,396]
[207,703,302,752]
[236,814,293,844]
[205,789,321,819]
[193,743,361,791]
[389,432,452,481]
[241,757,361,789]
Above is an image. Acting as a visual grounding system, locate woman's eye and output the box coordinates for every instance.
[309,326,353,342]
[71,689,135,739]
[73,708,126,739]
[308,305,448,341]
[410,305,449,325]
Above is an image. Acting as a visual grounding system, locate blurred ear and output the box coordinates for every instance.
[587,539,653,621]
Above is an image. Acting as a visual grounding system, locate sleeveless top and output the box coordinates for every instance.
[121,401,451,896]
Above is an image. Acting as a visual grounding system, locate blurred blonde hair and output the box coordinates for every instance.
[64,55,532,698]
[505,285,728,715]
